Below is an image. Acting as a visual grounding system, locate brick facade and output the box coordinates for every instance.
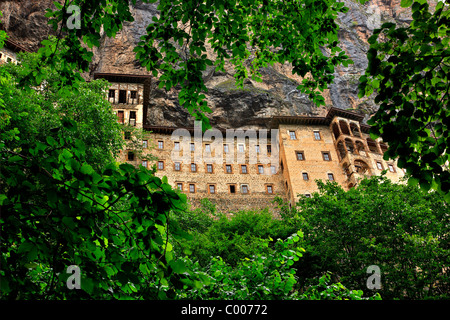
[99,73,406,213]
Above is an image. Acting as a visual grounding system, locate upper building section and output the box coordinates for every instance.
[0,38,30,64]
[94,73,151,128]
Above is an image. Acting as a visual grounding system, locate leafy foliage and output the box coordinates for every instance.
[172,201,294,266]
[0,48,198,299]
[179,232,305,300]
[176,232,379,300]
[288,176,450,299]
[359,0,450,197]
[3,50,126,170]
[0,117,197,299]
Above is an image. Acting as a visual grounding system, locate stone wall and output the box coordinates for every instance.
[143,130,287,213]
[279,123,349,203]
[138,116,407,212]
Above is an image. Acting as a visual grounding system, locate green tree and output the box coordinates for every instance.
[172,200,295,266]
[177,231,379,300]
[0,40,198,299]
[359,0,450,197]
[3,51,123,170]
[289,176,450,299]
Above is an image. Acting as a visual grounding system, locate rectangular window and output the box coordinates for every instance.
[241,165,248,174]
[158,141,164,149]
[258,165,264,174]
[127,152,134,161]
[322,152,331,161]
[129,111,136,126]
[119,90,127,103]
[108,89,115,99]
[328,173,334,181]
[229,185,236,194]
[205,144,211,153]
[223,144,229,153]
[289,130,296,140]
[206,164,213,173]
[267,145,272,154]
[177,183,183,191]
[225,164,232,173]
[191,163,197,172]
[130,90,137,99]
[270,165,276,175]
[241,184,249,194]
[305,194,311,198]
[174,141,180,150]
[174,162,181,171]
[190,143,195,152]
[117,110,124,123]
[157,161,164,170]
[189,184,195,193]
[302,172,309,181]
[255,145,260,153]
[209,185,215,194]
[266,185,273,194]
[238,144,244,153]
[377,162,383,170]
[143,140,148,148]
[142,160,147,168]
[314,131,321,140]
[388,164,395,172]
[296,151,305,161]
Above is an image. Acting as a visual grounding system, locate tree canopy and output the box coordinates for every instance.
[359,0,450,197]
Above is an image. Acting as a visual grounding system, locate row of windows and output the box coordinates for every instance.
[376,161,396,173]
[295,150,331,161]
[297,172,335,181]
[294,150,397,172]
[136,157,397,177]
[288,130,322,141]
[109,89,139,104]
[117,110,137,126]
[175,183,274,195]
[158,141,273,153]
[154,161,278,175]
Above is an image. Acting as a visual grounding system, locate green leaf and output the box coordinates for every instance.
[46,136,57,147]
[170,259,187,274]
[400,0,413,8]
[8,155,23,163]
[80,163,94,175]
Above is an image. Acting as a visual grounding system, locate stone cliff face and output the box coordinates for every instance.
[0,0,419,129]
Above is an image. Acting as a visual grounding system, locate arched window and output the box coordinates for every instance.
[337,141,347,161]
[366,138,379,153]
[354,160,371,175]
[379,142,388,154]
[345,138,355,154]
[350,122,361,137]
[339,120,350,135]
[332,122,341,140]
[355,140,367,156]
